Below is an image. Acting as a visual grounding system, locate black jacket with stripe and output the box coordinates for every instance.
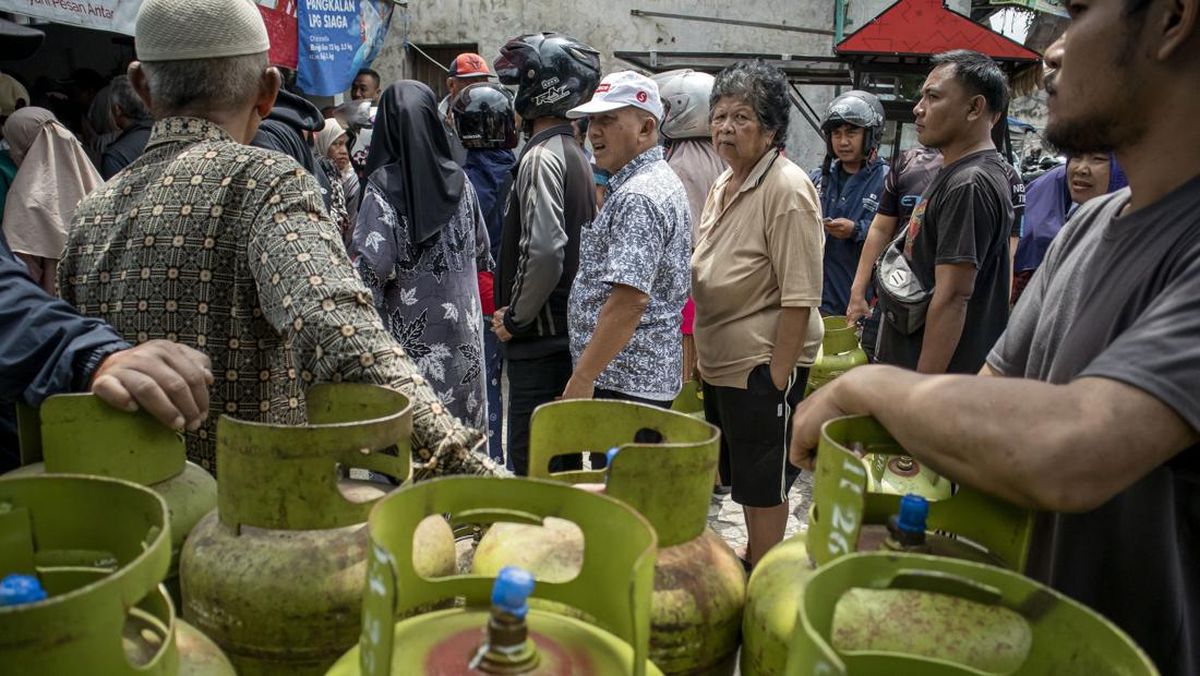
[496,123,595,359]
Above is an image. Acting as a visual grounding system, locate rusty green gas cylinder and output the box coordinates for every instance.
[472,400,740,675]
[326,476,664,675]
[0,474,234,675]
[180,384,456,675]
[6,394,218,604]
[785,552,1157,675]
[739,415,1036,676]
[805,316,868,396]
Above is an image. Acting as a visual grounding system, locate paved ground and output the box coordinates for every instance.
[706,472,814,555]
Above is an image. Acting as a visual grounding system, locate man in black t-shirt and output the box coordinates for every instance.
[849,146,1024,362]
[873,51,1015,374]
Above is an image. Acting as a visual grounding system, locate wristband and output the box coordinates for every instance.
[76,341,131,392]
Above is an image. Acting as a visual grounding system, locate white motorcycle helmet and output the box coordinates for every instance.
[652,69,716,140]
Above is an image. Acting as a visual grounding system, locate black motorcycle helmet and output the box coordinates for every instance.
[493,32,601,121]
[452,82,518,149]
[820,89,886,159]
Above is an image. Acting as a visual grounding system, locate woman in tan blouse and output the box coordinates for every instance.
[691,61,825,568]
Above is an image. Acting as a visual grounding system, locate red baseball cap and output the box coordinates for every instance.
[448,53,492,79]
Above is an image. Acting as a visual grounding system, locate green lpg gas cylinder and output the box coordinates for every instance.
[473,400,742,675]
[0,474,234,675]
[670,380,706,421]
[805,316,869,396]
[785,551,1158,675]
[180,383,456,676]
[740,415,1036,676]
[7,394,218,604]
[326,476,664,675]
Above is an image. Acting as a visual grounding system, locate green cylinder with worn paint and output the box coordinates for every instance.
[0,473,234,675]
[6,394,218,605]
[739,415,1036,676]
[805,316,869,396]
[472,400,742,675]
[180,383,456,675]
[326,476,664,675]
[785,551,1157,675]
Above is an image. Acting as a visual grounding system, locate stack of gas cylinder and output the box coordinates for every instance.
[0,322,1163,675]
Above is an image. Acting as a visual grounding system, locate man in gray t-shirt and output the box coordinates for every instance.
[987,180,1200,672]
[785,9,1200,673]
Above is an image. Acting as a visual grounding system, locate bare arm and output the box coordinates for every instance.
[789,365,1199,512]
[563,284,649,399]
[846,213,898,325]
[769,307,813,389]
[915,262,976,374]
[1008,235,1018,299]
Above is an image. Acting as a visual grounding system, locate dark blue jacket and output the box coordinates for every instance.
[463,148,517,263]
[0,237,128,469]
[811,159,889,315]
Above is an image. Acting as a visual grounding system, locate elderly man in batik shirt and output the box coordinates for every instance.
[562,72,692,414]
[58,0,500,477]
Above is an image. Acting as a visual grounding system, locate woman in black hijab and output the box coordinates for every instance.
[352,80,491,432]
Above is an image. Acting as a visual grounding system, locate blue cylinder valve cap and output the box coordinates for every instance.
[0,574,47,606]
[896,494,930,534]
[492,566,536,620]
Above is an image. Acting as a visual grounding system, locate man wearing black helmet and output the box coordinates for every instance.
[811,90,889,317]
[453,82,519,462]
[490,33,602,475]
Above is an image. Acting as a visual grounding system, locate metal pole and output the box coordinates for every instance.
[834,0,847,43]
[629,9,836,37]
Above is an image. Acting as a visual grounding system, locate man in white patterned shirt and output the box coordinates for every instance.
[563,71,692,416]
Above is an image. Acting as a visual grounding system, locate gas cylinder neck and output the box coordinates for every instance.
[473,566,540,673]
[472,608,540,673]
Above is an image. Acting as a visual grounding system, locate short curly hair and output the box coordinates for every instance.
[709,60,790,150]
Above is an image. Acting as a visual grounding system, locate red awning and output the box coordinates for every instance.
[837,0,1041,62]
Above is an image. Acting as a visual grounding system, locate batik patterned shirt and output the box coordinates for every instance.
[567,146,692,400]
[59,117,498,478]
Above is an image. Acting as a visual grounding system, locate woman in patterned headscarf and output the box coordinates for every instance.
[2,107,102,294]
[315,117,360,248]
[352,81,491,431]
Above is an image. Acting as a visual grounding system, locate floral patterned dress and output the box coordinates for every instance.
[353,180,491,430]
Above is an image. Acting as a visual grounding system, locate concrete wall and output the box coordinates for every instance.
[372,0,845,170]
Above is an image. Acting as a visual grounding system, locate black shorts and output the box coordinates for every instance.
[702,363,807,508]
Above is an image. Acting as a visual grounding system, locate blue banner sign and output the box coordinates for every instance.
[297,0,393,96]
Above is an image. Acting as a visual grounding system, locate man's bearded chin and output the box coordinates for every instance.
[1044,68,1147,157]
[1046,94,1151,158]
[1046,114,1121,156]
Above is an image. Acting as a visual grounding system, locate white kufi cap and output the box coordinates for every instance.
[135,0,270,61]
